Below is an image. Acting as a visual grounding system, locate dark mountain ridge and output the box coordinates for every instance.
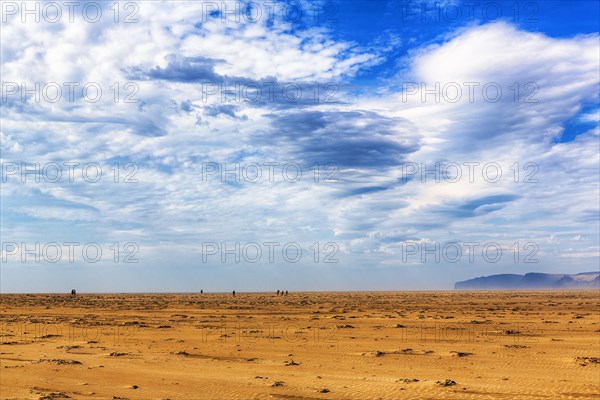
[455,272,600,290]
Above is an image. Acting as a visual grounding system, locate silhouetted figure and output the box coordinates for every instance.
[285,290,288,296]
[277,290,280,296]
[200,289,203,294]
[232,290,236,296]
[71,289,76,296]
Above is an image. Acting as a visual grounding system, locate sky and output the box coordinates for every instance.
[1,0,599,292]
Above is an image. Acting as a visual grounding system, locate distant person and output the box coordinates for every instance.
[200,289,203,294]
[71,289,76,296]
[276,290,280,296]
[285,290,288,296]
[232,290,236,296]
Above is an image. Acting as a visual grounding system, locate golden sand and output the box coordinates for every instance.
[1,291,599,399]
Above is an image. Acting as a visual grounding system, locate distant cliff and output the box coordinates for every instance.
[454,272,600,290]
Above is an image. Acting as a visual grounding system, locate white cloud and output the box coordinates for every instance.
[1,9,598,290]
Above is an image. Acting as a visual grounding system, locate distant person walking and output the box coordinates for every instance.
[276,290,280,296]
[71,289,76,296]
[232,290,236,296]
[285,290,288,296]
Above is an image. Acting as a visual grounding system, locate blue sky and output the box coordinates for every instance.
[1,0,599,292]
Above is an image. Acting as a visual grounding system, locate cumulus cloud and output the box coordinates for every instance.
[1,3,598,291]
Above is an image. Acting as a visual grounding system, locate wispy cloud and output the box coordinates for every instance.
[1,2,598,292]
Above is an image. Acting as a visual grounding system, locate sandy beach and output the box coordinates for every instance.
[1,291,598,399]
